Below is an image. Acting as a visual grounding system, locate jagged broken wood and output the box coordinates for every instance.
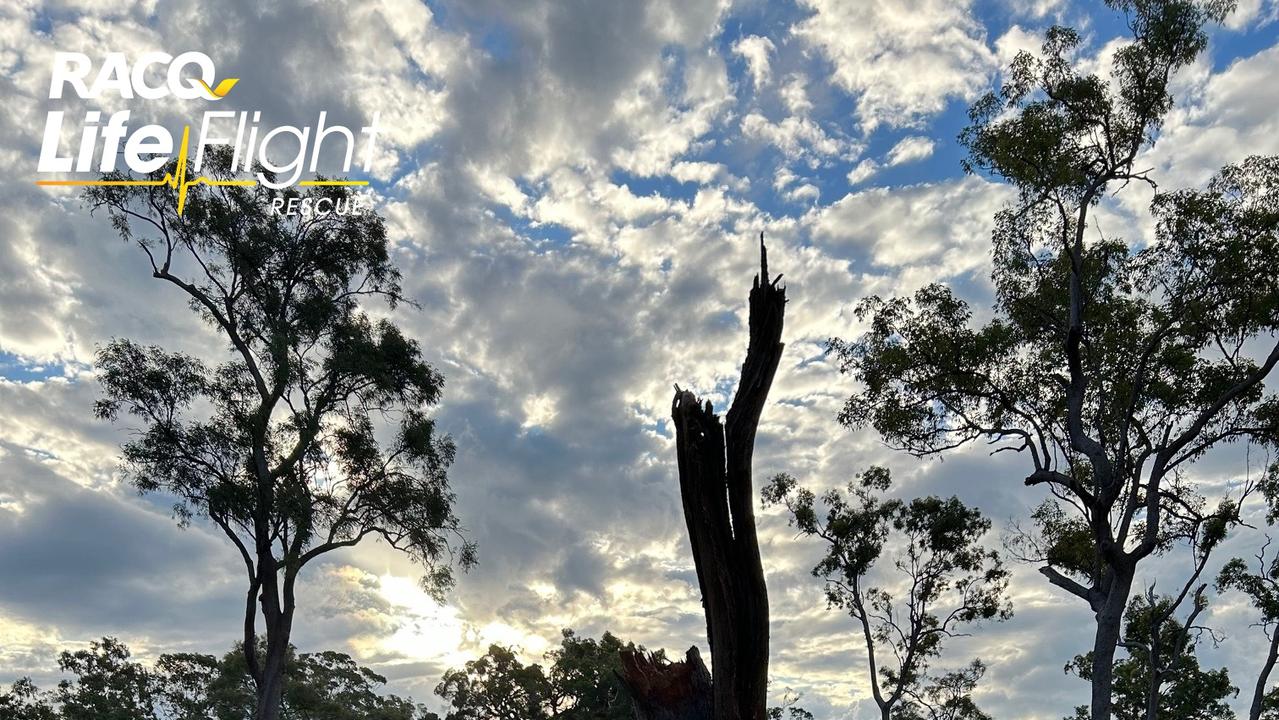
[622,235,786,720]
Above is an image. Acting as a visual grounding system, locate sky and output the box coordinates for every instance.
[1,0,1279,717]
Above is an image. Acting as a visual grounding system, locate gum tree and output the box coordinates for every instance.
[1218,470,1279,720]
[763,468,1009,720]
[88,149,474,720]
[1065,593,1237,720]
[829,2,1279,718]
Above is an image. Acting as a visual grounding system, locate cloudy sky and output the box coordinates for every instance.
[2,0,1279,717]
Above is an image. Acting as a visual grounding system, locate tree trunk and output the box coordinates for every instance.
[1091,568,1134,720]
[1251,630,1279,720]
[622,236,786,720]
[255,635,288,720]
[251,549,295,720]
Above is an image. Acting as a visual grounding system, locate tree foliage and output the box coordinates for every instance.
[434,629,639,720]
[762,468,1009,720]
[829,1,1279,717]
[1065,593,1236,720]
[0,637,424,720]
[87,148,473,719]
[1217,466,1279,720]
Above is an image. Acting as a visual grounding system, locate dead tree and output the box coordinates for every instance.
[622,235,786,720]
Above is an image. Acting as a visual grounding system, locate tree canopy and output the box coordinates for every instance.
[1065,593,1237,720]
[830,1,1279,717]
[763,467,1009,720]
[87,148,474,720]
[434,629,639,720]
[0,638,424,720]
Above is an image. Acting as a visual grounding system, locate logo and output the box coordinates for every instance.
[36,52,380,216]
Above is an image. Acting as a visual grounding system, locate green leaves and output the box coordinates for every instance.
[89,145,471,604]
[763,469,1009,717]
[1065,593,1239,720]
[434,630,641,720]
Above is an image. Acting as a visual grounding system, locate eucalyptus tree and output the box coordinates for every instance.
[0,679,56,720]
[1065,593,1237,720]
[1218,469,1279,720]
[828,2,1279,717]
[762,467,1009,720]
[87,148,474,720]
[433,630,642,720]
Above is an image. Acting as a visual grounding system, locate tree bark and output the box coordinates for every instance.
[622,236,785,720]
[253,568,293,720]
[1251,630,1279,720]
[1091,567,1134,720]
[619,648,713,720]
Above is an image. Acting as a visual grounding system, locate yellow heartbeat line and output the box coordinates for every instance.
[35,125,369,216]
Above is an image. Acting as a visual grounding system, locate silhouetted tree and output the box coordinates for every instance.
[1065,593,1237,720]
[1,637,423,720]
[829,1,1279,717]
[621,237,785,720]
[0,678,57,720]
[54,637,155,720]
[434,630,641,719]
[894,661,992,720]
[763,468,1009,720]
[87,149,474,720]
[545,630,638,719]
[436,644,551,720]
[1218,468,1279,720]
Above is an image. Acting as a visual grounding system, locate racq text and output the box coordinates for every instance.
[271,195,368,217]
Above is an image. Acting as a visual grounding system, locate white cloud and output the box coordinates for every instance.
[847,158,880,184]
[793,0,997,130]
[740,111,853,163]
[732,34,777,90]
[886,135,937,166]
[1225,0,1279,30]
[780,73,814,115]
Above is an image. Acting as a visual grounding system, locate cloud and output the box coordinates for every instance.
[740,111,852,163]
[793,0,997,130]
[886,135,937,166]
[732,34,777,90]
[847,158,879,184]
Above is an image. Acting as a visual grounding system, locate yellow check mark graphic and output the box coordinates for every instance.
[196,77,239,100]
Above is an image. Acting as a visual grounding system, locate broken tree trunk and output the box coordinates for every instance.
[622,235,786,720]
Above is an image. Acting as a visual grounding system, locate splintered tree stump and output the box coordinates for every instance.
[619,648,713,720]
[622,235,786,720]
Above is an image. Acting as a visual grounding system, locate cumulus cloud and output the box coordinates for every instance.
[732,34,777,90]
[793,0,997,130]
[886,135,937,166]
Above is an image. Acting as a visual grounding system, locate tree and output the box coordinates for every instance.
[828,1,1279,717]
[7,637,424,720]
[762,467,1009,720]
[436,644,552,720]
[545,630,637,719]
[0,678,57,720]
[1217,469,1279,720]
[620,237,786,720]
[894,661,993,720]
[54,637,156,720]
[433,629,642,719]
[1065,593,1237,720]
[87,148,475,720]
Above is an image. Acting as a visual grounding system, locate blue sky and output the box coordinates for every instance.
[2,0,1279,717]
